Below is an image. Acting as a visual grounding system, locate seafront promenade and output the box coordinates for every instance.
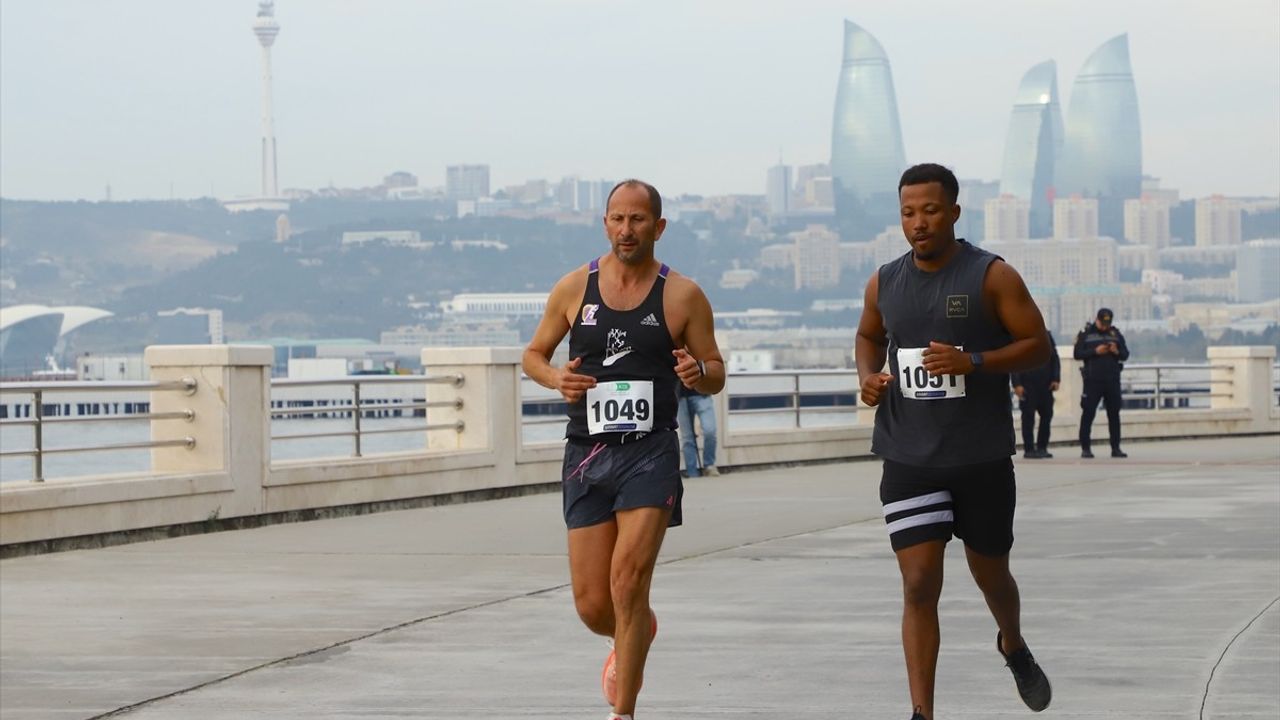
[2,435,1277,719]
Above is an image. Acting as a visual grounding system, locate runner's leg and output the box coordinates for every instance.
[896,539,945,720]
[609,506,670,716]
[568,520,618,637]
[965,548,1024,654]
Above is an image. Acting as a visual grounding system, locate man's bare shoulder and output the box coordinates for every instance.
[663,268,706,302]
[983,258,1027,291]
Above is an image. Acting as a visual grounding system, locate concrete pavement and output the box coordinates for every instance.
[1,435,1277,719]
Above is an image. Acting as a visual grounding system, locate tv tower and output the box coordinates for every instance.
[253,1,280,199]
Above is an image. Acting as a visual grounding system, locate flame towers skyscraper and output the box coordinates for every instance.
[1056,34,1142,203]
[253,1,281,199]
[830,20,907,239]
[999,61,1064,237]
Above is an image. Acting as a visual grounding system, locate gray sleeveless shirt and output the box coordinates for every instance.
[871,240,1016,467]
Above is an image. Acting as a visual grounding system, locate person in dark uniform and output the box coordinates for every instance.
[1011,331,1061,458]
[1073,308,1129,458]
[856,163,1053,720]
[523,179,724,720]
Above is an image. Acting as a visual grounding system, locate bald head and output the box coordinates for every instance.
[606,179,662,219]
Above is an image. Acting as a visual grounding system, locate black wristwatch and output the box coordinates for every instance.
[969,352,984,371]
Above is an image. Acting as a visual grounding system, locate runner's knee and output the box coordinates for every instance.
[900,566,943,607]
[609,559,653,607]
[574,591,614,634]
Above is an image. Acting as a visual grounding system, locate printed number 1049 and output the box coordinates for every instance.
[590,398,651,424]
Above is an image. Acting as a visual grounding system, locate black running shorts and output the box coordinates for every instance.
[562,430,683,530]
[879,457,1016,556]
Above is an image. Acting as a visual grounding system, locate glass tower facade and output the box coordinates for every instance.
[831,20,906,239]
[1056,34,1142,202]
[999,61,1063,238]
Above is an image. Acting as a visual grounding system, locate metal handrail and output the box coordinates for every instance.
[272,421,465,442]
[0,437,195,458]
[269,399,460,418]
[728,369,857,378]
[523,415,567,426]
[272,374,464,389]
[268,374,465,459]
[731,405,855,416]
[0,378,197,394]
[0,377,198,482]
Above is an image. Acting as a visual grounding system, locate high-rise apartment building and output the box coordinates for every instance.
[446,164,491,201]
[999,60,1063,237]
[573,179,613,213]
[1195,195,1243,247]
[805,177,835,208]
[766,164,792,218]
[1123,196,1171,247]
[985,237,1117,287]
[791,225,841,290]
[1237,240,1280,302]
[831,20,907,238]
[794,163,831,196]
[984,195,1030,242]
[1053,197,1099,240]
[1141,176,1180,205]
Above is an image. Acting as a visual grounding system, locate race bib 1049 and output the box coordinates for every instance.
[586,380,655,435]
[896,347,966,400]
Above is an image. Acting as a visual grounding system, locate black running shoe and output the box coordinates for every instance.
[1081,448,1094,459]
[1111,449,1128,458]
[910,707,927,720]
[1039,449,1053,459]
[997,632,1051,711]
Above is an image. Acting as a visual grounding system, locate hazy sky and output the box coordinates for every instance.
[2,0,1278,202]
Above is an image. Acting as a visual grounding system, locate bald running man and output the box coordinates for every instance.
[524,179,724,720]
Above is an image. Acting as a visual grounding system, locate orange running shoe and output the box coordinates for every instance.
[601,609,658,706]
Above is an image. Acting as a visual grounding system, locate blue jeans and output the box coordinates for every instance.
[676,394,717,476]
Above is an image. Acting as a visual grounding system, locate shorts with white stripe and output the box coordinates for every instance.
[880,457,1016,555]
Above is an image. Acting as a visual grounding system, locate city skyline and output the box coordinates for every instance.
[1,1,1278,202]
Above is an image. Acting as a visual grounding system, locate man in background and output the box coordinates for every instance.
[677,383,719,476]
[1074,308,1129,458]
[1011,331,1060,458]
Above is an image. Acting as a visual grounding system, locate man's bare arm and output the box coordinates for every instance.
[979,260,1050,373]
[676,283,725,394]
[522,271,596,402]
[856,272,896,406]
[855,273,889,381]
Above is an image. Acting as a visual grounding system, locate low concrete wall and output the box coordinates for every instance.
[2,345,1275,550]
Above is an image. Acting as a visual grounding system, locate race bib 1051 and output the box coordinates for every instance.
[586,380,655,435]
[896,347,966,400]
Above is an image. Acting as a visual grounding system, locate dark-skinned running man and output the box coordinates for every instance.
[524,179,724,720]
[855,163,1053,720]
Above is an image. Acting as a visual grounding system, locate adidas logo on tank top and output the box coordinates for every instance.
[641,313,660,327]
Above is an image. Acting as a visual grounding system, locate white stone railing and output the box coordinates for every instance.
[1,345,1275,550]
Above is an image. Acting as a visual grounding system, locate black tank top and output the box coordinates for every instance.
[566,257,679,445]
[871,240,1016,466]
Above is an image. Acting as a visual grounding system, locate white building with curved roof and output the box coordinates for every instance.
[0,304,113,377]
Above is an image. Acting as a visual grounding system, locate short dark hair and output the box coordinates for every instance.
[606,179,663,219]
[898,163,959,204]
